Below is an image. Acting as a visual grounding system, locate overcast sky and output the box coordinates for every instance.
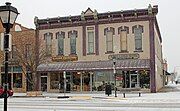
[0,0,179,72]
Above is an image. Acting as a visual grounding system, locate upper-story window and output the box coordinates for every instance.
[56,32,65,55]
[104,27,115,53]
[118,26,129,52]
[69,30,77,55]
[25,44,31,59]
[87,27,95,54]
[15,25,22,32]
[44,33,53,56]
[132,25,144,51]
[12,45,17,59]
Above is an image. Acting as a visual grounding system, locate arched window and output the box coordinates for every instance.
[44,33,53,56]
[15,25,22,31]
[69,30,77,55]
[133,25,144,51]
[104,27,115,52]
[118,26,129,52]
[120,30,127,52]
[87,27,95,54]
[56,32,65,55]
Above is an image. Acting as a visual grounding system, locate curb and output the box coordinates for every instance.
[57,96,70,98]
[12,96,45,98]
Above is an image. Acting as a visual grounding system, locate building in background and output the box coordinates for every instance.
[174,66,180,83]
[34,5,164,93]
[0,23,35,92]
[163,59,172,85]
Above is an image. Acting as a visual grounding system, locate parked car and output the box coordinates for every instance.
[0,86,13,98]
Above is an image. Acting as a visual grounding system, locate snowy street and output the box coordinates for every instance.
[1,83,180,111]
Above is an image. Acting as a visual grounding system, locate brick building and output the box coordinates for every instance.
[0,23,35,92]
[34,5,164,93]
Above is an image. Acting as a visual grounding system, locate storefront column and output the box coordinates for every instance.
[47,73,50,92]
[149,16,156,93]
[90,72,93,92]
[63,71,66,94]
[137,72,140,87]
[80,72,83,92]
[124,71,126,88]
[129,73,131,88]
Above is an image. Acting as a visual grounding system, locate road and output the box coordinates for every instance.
[0,96,180,111]
[1,83,180,111]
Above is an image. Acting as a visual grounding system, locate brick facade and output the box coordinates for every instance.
[0,23,35,92]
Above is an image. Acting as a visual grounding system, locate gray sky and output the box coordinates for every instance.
[0,0,179,72]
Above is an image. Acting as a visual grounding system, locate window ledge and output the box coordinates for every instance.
[134,50,143,52]
[105,51,114,54]
[57,54,64,56]
[87,53,95,55]
[69,54,77,56]
[119,51,129,53]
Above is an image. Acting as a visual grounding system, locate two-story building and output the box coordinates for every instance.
[35,5,164,93]
[0,23,35,92]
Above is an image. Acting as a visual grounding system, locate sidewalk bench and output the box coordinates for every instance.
[121,91,142,98]
[118,88,142,98]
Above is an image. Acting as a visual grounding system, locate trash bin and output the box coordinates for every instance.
[105,84,112,96]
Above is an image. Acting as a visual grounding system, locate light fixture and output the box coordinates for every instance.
[0,2,19,30]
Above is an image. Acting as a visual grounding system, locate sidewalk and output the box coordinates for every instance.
[159,82,180,92]
[13,91,112,98]
[12,83,180,99]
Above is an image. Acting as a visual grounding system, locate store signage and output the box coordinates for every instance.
[108,53,139,60]
[52,55,78,62]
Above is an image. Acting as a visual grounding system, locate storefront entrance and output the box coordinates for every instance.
[41,70,150,92]
[130,74,139,88]
[72,72,90,91]
[47,72,91,92]
[41,74,47,92]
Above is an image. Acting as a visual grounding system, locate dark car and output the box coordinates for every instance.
[0,86,13,98]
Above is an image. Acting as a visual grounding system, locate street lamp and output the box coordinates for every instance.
[113,59,117,97]
[0,2,19,111]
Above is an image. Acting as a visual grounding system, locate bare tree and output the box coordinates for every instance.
[11,30,47,91]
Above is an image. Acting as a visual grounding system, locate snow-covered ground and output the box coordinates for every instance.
[1,83,180,111]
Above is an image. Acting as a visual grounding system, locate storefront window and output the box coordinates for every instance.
[1,66,12,72]
[94,71,114,91]
[50,73,59,89]
[1,73,12,89]
[13,66,22,72]
[139,70,150,88]
[13,73,22,88]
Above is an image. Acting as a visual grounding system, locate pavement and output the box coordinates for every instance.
[159,83,180,92]
[12,82,180,100]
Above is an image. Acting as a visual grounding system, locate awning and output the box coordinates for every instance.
[165,71,171,75]
[37,59,150,72]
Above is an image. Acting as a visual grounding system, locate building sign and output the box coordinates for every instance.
[108,53,139,60]
[52,55,78,62]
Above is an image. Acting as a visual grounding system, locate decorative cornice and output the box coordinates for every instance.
[36,6,158,30]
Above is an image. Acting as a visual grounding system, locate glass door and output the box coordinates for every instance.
[130,74,139,88]
[41,76,47,92]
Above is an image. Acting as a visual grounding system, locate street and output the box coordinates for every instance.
[1,97,180,111]
[1,83,180,111]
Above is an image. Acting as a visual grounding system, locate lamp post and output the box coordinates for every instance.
[113,59,117,97]
[0,2,19,111]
